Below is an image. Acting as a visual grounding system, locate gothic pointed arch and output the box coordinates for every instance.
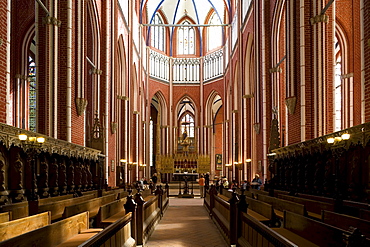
[151,91,168,156]
[14,25,36,131]
[334,22,351,131]
[86,0,102,148]
[270,0,286,146]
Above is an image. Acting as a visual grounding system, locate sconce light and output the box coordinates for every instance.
[225,163,231,167]
[341,133,350,140]
[327,137,335,144]
[334,136,342,142]
[245,158,252,163]
[18,134,45,145]
[18,134,28,141]
[120,159,127,167]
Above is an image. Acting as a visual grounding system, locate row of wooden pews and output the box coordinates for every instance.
[206,186,370,246]
[252,189,370,246]
[0,186,169,246]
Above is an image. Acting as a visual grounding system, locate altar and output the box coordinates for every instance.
[155,127,211,180]
[172,173,198,182]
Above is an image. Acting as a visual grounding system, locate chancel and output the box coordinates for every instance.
[0,0,369,246]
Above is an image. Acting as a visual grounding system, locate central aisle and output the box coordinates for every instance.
[145,198,228,247]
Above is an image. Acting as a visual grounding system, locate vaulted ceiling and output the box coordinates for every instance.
[141,0,230,25]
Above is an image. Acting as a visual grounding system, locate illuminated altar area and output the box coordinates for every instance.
[156,124,211,182]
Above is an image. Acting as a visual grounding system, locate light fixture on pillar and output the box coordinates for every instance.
[127,162,135,170]
[120,159,127,166]
[245,159,252,163]
[234,161,243,169]
[18,133,45,213]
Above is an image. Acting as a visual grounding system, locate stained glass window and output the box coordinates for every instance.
[178,21,195,55]
[181,114,194,137]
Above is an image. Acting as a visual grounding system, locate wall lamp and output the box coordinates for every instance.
[341,133,350,140]
[120,159,127,166]
[19,134,45,144]
[327,133,350,144]
[245,159,252,163]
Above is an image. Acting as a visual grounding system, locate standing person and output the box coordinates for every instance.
[151,173,158,187]
[205,172,210,190]
[251,174,262,190]
[198,174,205,198]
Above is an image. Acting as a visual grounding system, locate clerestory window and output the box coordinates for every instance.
[207,13,222,51]
[178,21,195,55]
[151,13,165,51]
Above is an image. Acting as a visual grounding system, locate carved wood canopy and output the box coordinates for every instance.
[271,122,370,159]
[0,123,101,160]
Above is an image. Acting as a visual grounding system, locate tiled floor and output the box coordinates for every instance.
[145,197,228,247]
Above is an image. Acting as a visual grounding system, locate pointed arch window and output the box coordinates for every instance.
[178,21,195,55]
[334,37,342,131]
[207,13,222,51]
[181,114,195,137]
[151,13,165,51]
[28,56,37,132]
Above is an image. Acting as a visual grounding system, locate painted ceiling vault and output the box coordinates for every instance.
[142,0,229,25]
[141,0,230,55]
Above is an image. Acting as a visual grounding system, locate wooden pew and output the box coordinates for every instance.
[245,197,280,227]
[296,193,335,204]
[239,211,298,247]
[321,210,370,239]
[360,209,370,221]
[278,194,334,219]
[95,197,127,228]
[0,201,28,220]
[256,193,306,219]
[102,188,125,199]
[0,211,51,242]
[62,193,117,221]
[250,188,269,197]
[0,212,103,247]
[38,193,97,221]
[79,212,135,247]
[341,200,370,217]
[272,189,290,197]
[0,211,10,223]
[206,190,297,246]
[272,211,354,247]
[38,194,74,206]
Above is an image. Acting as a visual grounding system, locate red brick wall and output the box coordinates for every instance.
[0,1,7,122]
[364,1,370,122]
